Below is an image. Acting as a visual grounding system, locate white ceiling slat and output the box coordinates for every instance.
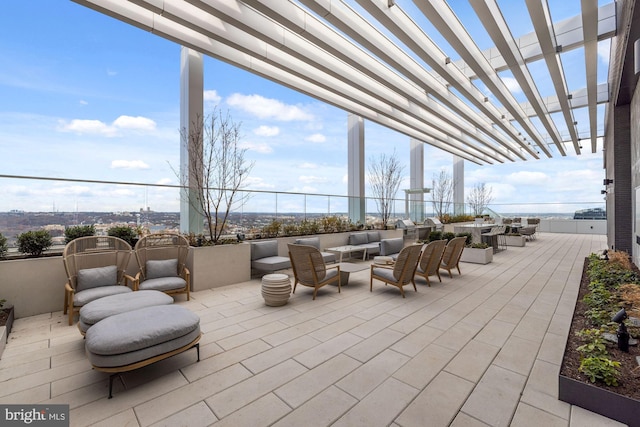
[471,0,566,156]
[581,0,599,153]
[412,0,552,158]
[526,0,581,155]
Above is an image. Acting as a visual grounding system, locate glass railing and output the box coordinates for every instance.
[0,174,606,249]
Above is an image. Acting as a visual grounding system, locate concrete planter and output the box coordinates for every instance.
[188,243,251,291]
[505,235,526,247]
[459,247,493,264]
[0,305,15,359]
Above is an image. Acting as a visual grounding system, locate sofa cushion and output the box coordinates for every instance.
[140,277,187,292]
[146,258,178,279]
[252,256,291,272]
[367,231,381,242]
[77,265,118,292]
[380,238,404,256]
[73,285,132,307]
[251,240,278,260]
[349,233,368,246]
[294,237,321,249]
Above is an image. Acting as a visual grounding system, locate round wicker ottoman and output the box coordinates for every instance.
[261,273,292,306]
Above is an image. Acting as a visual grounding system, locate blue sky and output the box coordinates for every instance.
[0,1,609,215]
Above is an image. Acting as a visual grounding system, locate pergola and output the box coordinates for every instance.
[71,0,614,228]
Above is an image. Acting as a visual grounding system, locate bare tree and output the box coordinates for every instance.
[369,150,405,229]
[179,109,254,243]
[431,170,454,220]
[467,182,493,216]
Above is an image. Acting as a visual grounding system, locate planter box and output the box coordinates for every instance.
[559,373,640,427]
[505,235,526,247]
[188,243,251,291]
[0,305,15,360]
[459,247,493,264]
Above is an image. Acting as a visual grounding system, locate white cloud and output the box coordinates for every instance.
[244,176,275,189]
[156,178,173,185]
[107,69,117,76]
[305,133,326,143]
[300,162,318,169]
[501,76,522,94]
[226,93,314,121]
[203,90,221,104]
[505,171,550,185]
[58,115,157,136]
[112,115,156,131]
[79,100,88,106]
[110,160,150,169]
[239,141,273,154]
[299,175,328,184]
[253,125,280,137]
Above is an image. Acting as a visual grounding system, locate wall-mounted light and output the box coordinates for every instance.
[604,178,614,185]
[601,189,607,195]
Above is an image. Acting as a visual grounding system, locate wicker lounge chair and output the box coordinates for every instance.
[63,236,134,325]
[414,239,447,286]
[133,233,191,300]
[288,243,341,300]
[370,244,422,297]
[440,236,466,278]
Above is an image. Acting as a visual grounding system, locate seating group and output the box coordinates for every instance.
[62,234,200,398]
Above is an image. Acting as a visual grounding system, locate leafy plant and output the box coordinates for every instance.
[262,219,282,238]
[470,242,490,249]
[107,226,138,247]
[17,230,52,256]
[579,357,621,386]
[0,232,7,258]
[576,328,608,358]
[456,232,472,246]
[64,224,95,243]
[428,231,443,242]
[442,231,456,241]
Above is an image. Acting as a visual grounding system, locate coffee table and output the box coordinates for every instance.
[325,245,367,262]
[338,262,369,285]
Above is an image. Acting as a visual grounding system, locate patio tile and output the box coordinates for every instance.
[206,359,307,418]
[350,313,400,338]
[393,343,457,389]
[334,377,419,427]
[390,324,443,357]
[520,387,570,420]
[0,384,50,404]
[537,332,567,365]
[526,359,560,397]
[241,334,320,374]
[90,409,140,427]
[272,386,357,427]
[149,402,217,427]
[432,321,483,352]
[336,349,410,399]
[395,371,475,427]
[473,318,517,347]
[294,332,362,369]
[450,412,491,427]
[460,365,527,426]
[275,354,361,408]
[344,328,405,362]
[309,315,366,342]
[569,406,627,426]
[209,393,291,427]
[216,320,289,350]
[510,403,567,427]
[444,339,501,383]
[261,318,326,347]
[493,335,539,376]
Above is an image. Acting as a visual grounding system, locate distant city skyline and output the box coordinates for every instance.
[0,1,609,214]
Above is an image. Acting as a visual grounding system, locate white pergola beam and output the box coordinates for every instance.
[582,0,599,153]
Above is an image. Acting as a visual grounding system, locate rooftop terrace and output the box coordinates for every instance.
[1,232,625,426]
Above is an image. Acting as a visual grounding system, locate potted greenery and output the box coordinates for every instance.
[107,225,139,247]
[64,224,95,243]
[458,232,493,264]
[16,229,52,257]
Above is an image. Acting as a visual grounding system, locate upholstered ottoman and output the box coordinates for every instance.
[78,290,174,335]
[85,305,201,398]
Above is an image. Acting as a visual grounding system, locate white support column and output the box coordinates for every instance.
[409,138,425,222]
[348,114,365,225]
[453,156,465,216]
[180,47,204,235]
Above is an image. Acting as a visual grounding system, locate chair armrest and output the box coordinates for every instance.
[326,264,340,273]
[182,267,191,283]
[370,264,394,272]
[124,274,137,290]
[65,282,74,294]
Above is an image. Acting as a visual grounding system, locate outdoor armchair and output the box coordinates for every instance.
[370,244,422,298]
[63,236,134,325]
[133,233,191,300]
[440,236,466,278]
[414,239,447,286]
[288,243,340,300]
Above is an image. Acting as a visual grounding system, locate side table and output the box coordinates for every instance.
[261,274,292,306]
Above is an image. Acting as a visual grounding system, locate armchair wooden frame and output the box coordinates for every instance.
[370,244,422,298]
[288,243,341,300]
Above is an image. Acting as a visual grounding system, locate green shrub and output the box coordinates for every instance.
[107,226,138,247]
[17,230,52,256]
[456,232,472,246]
[64,224,95,243]
[0,232,7,258]
[576,328,608,358]
[579,357,621,386]
[298,219,320,236]
[442,232,456,241]
[262,219,282,238]
[428,231,443,242]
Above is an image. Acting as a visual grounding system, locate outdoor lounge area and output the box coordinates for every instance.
[0,232,625,426]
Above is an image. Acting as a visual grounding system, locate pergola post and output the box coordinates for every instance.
[180,47,204,235]
[409,138,425,222]
[453,156,465,216]
[348,114,366,225]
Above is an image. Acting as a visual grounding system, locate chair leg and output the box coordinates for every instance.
[399,285,405,298]
[312,287,318,300]
[370,276,373,292]
[337,276,341,294]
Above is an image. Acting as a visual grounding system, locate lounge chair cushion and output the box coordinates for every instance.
[73,285,132,307]
[349,233,368,246]
[79,290,173,333]
[371,266,397,282]
[251,240,278,260]
[252,256,291,272]
[294,237,321,249]
[85,305,200,368]
[367,231,381,242]
[139,276,187,292]
[77,265,118,292]
[146,259,178,279]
